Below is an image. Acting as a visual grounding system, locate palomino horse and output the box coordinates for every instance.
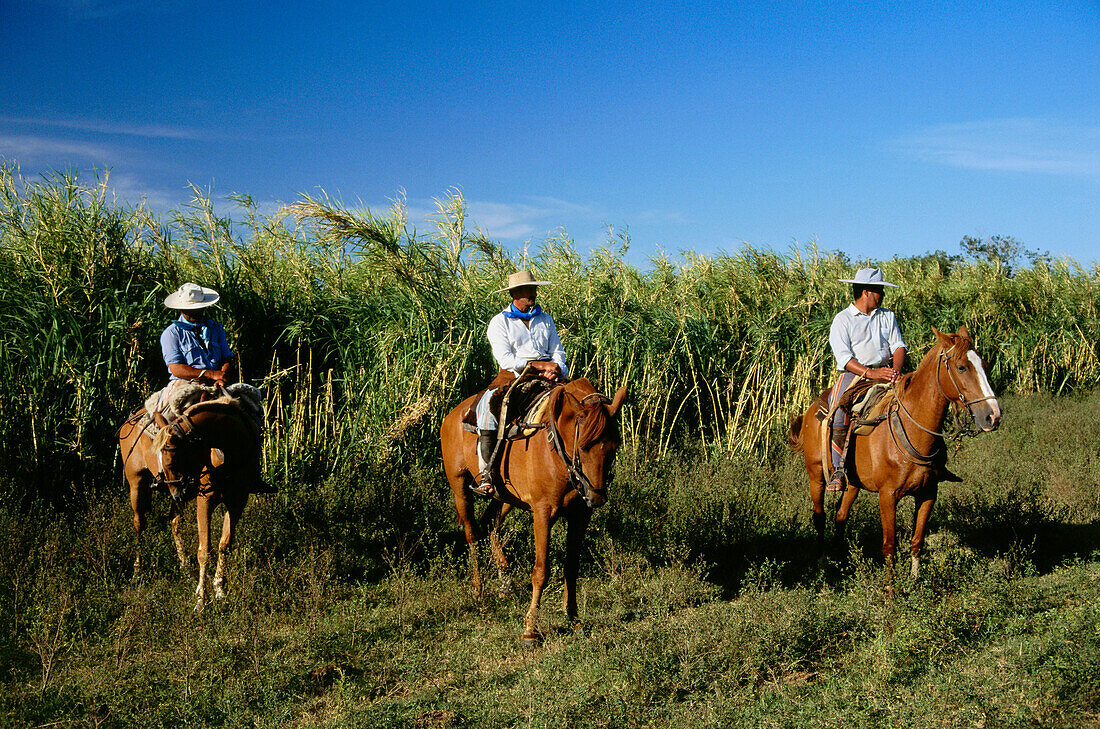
[440,377,627,645]
[118,397,260,607]
[790,325,1001,577]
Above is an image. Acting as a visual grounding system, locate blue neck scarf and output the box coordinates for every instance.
[503,303,541,321]
[173,315,212,351]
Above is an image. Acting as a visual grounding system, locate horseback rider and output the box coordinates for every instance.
[825,267,907,492]
[472,270,569,497]
[158,282,275,494]
[160,282,235,394]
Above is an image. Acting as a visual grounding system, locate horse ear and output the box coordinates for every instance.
[153,411,168,428]
[932,326,953,347]
[606,385,628,418]
[956,324,971,341]
[210,448,225,468]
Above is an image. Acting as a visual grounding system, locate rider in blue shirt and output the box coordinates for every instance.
[160,283,236,386]
[157,282,275,494]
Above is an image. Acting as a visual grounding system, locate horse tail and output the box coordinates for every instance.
[787,411,805,453]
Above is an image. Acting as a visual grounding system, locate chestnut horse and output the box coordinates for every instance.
[790,325,1001,577]
[440,377,627,645]
[118,397,260,608]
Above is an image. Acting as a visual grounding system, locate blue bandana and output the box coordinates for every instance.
[173,316,213,351]
[502,303,541,321]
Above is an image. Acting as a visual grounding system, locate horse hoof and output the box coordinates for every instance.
[521,633,542,648]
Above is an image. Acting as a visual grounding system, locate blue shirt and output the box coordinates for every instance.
[160,315,234,380]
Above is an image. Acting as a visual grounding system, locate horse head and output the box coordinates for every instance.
[554,380,628,508]
[151,411,207,503]
[932,325,1002,433]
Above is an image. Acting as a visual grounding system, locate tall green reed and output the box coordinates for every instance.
[1,167,1098,506]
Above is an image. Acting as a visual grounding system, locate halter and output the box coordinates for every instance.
[545,391,612,507]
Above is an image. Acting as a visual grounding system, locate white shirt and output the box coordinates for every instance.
[487,308,569,378]
[829,304,906,372]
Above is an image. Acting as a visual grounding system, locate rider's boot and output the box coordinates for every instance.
[473,429,497,498]
[827,424,849,493]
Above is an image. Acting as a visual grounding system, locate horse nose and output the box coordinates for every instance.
[981,406,1002,432]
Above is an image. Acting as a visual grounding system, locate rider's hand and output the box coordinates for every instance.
[871,366,899,383]
[531,360,561,380]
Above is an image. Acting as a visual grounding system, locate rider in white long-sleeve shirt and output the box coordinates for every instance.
[825,267,907,492]
[473,270,568,497]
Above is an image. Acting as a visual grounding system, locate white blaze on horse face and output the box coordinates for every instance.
[967,350,1002,421]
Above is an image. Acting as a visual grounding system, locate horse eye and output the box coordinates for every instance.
[957,365,967,372]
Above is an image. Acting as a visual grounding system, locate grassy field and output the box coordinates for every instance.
[2,390,1099,728]
[3,166,1100,727]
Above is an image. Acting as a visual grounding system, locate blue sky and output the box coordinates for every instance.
[2,1,1098,268]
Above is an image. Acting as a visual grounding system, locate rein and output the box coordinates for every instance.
[545,391,611,507]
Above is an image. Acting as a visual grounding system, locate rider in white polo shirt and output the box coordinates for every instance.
[472,270,568,497]
[826,267,907,492]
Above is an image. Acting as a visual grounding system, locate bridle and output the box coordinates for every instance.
[890,342,997,464]
[545,391,612,507]
[154,413,203,500]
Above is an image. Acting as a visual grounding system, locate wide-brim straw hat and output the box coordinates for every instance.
[495,270,552,293]
[164,282,221,309]
[837,267,897,288]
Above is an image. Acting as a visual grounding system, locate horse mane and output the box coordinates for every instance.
[560,379,618,446]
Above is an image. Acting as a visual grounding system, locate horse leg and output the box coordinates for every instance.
[169,500,189,576]
[563,500,592,628]
[523,507,552,646]
[833,485,860,560]
[878,489,899,569]
[809,467,827,564]
[450,476,484,598]
[212,494,247,600]
[909,485,938,578]
[194,494,213,610]
[130,481,151,583]
[485,503,514,598]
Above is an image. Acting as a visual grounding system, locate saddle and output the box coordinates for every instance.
[462,368,559,439]
[815,378,896,472]
[138,382,264,438]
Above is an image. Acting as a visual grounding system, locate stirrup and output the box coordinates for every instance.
[826,470,846,493]
[470,473,495,498]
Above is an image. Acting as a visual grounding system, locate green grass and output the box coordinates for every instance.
[3,390,1100,728]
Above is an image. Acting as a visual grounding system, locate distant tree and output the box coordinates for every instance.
[905,249,962,276]
[960,234,1050,277]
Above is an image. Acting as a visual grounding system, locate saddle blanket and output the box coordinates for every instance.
[137,382,264,438]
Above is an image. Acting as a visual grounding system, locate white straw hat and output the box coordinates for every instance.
[495,270,552,293]
[164,282,220,309]
[837,267,897,288]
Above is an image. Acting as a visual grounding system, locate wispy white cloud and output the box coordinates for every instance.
[398,195,603,242]
[105,173,180,212]
[465,197,602,241]
[893,118,1100,176]
[0,115,216,141]
[0,133,115,164]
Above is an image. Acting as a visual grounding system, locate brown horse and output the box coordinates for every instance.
[440,377,627,645]
[790,325,1001,577]
[118,397,260,608]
